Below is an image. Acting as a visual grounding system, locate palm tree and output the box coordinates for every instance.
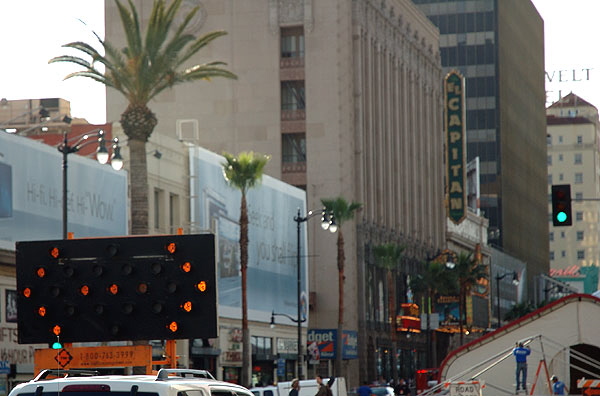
[409,260,455,368]
[373,243,404,384]
[221,151,270,387]
[321,197,362,378]
[49,0,237,235]
[450,252,488,344]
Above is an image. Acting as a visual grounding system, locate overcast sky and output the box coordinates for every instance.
[0,0,599,124]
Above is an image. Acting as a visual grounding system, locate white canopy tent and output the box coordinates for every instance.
[427,294,600,396]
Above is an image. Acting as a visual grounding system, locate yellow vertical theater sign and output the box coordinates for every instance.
[445,70,466,225]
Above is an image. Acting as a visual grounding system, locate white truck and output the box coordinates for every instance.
[251,378,348,396]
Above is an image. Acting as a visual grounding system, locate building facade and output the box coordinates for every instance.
[105,0,446,385]
[412,0,549,296]
[546,94,600,281]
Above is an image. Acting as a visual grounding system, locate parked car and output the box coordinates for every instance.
[348,386,394,396]
[251,378,348,396]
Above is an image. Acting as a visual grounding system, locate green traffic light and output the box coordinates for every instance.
[557,211,568,223]
[51,342,63,349]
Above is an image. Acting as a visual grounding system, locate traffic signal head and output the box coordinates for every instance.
[551,184,572,226]
[16,234,216,344]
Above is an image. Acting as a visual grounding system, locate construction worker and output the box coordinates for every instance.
[551,376,568,395]
[513,342,531,393]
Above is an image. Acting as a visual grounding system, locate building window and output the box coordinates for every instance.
[561,250,566,257]
[549,232,554,241]
[577,250,585,260]
[169,193,180,233]
[547,135,552,145]
[575,192,583,201]
[558,154,563,161]
[576,211,583,221]
[281,81,305,110]
[547,155,552,165]
[549,251,554,260]
[559,173,564,181]
[561,231,565,238]
[281,27,304,58]
[574,153,583,164]
[251,336,272,355]
[282,133,306,163]
[154,188,164,230]
[577,135,583,144]
[547,174,552,184]
[577,231,584,241]
[575,173,583,184]
[558,136,564,143]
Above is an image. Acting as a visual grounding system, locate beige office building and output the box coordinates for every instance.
[547,93,600,273]
[105,0,446,384]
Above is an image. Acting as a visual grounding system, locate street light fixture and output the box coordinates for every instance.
[289,207,336,379]
[58,129,123,239]
[495,271,519,328]
[270,310,306,329]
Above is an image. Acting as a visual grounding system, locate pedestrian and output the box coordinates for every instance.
[376,376,387,386]
[316,376,330,396]
[289,379,300,396]
[513,342,531,393]
[357,381,372,396]
[551,376,568,395]
[394,378,410,396]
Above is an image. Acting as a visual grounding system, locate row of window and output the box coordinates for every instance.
[466,76,496,98]
[427,11,495,35]
[441,42,495,67]
[549,250,586,260]
[466,108,496,130]
[549,230,584,241]
[547,173,584,185]
[547,135,584,145]
[547,152,583,165]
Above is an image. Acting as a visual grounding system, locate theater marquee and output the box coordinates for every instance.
[445,70,466,225]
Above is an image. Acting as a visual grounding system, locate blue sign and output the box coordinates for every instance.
[306,329,358,360]
[277,358,286,377]
[0,360,10,374]
[342,330,358,359]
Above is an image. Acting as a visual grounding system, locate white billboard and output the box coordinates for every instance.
[189,146,307,324]
[0,132,128,250]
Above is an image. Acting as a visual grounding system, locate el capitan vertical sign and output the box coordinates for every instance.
[445,70,466,225]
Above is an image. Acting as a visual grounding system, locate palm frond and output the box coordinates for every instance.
[221,152,270,194]
[116,0,142,58]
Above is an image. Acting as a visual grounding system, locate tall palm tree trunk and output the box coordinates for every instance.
[127,132,151,375]
[129,138,150,234]
[388,270,398,384]
[240,195,250,387]
[336,231,345,377]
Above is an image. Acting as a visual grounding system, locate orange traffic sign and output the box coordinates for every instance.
[584,388,600,396]
[35,345,152,375]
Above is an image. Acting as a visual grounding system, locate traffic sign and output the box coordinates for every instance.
[447,381,484,396]
[16,234,217,344]
[34,345,152,374]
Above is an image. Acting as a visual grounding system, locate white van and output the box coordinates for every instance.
[10,369,253,396]
[251,378,347,396]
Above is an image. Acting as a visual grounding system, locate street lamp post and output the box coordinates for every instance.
[495,271,519,328]
[272,208,336,380]
[58,130,123,239]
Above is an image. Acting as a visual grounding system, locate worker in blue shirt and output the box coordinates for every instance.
[551,376,568,395]
[513,342,531,393]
